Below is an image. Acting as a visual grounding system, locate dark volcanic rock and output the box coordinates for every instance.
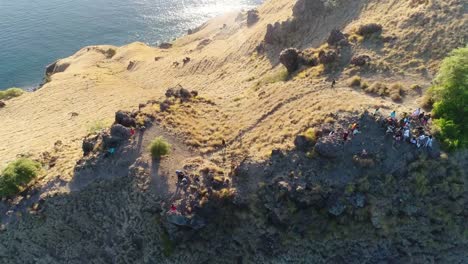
[115,111,136,128]
[314,138,341,158]
[45,60,70,76]
[160,100,172,112]
[159,42,172,49]
[318,50,338,64]
[82,136,98,156]
[279,48,300,73]
[294,135,311,152]
[351,55,371,66]
[327,29,347,46]
[357,23,383,36]
[110,124,131,141]
[247,9,259,26]
[264,23,277,44]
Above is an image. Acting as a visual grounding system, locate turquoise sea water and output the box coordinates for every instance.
[0,0,262,90]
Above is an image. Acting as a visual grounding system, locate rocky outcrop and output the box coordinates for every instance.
[115,111,136,128]
[110,124,131,141]
[351,55,371,66]
[0,101,5,108]
[357,23,383,36]
[82,135,99,156]
[159,42,172,49]
[279,48,300,73]
[314,137,341,158]
[45,60,70,77]
[327,29,347,46]
[247,9,259,26]
[318,50,338,64]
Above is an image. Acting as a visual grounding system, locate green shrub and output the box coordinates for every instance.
[0,158,42,197]
[149,137,171,158]
[429,46,468,150]
[349,76,361,87]
[303,128,318,143]
[0,88,24,101]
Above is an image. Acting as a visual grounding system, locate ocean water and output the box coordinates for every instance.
[0,0,263,90]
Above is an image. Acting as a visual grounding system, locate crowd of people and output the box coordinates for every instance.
[327,107,435,152]
[380,107,434,149]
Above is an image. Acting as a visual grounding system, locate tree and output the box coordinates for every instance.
[430,46,468,150]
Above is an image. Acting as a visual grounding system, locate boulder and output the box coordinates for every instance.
[314,138,341,159]
[327,29,346,46]
[115,111,136,127]
[318,50,338,64]
[160,100,172,112]
[165,88,176,98]
[45,60,70,76]
[179,88,192,100]
[351,55,371,66]
[264,24,276,44]
[0,101,5,108]
[279,48,300,73]
[294,135,311,152]
[357,23,383,36]
[82,136,97,156]
[190,90,198,97]
[159,42,172,49]
[247,9,259,26]
[110,124,131,140]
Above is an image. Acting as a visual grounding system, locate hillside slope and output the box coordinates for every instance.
[0,0,467,262]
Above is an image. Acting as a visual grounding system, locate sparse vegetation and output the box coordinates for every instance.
[105,48,116,59]
[349,76,361,87]
[0,87,24,101]
[362,82,405,102]
[0,158,42,197]
[149,137,171,158]
[88,120,107,133]
[388,83,404,102]
[303,128,318,143]
[263,68,289,84]
[427,47,468,150]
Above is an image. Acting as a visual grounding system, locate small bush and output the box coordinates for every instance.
[360,81,369,89]
[349,76,362,87]
[303,128,318,143]
[105,48,116,59]
[88,120,107,133]
[0,88,24,101]
[263,68,289,84]
[149,137,171,158]
[389,83,404,102]
[0,158,42,197]
[365,82,387,95]
[411,84,422,91]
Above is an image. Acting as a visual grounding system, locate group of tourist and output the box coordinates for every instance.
[381,108,434,149]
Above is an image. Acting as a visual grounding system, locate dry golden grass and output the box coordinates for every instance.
[1,0,459,183]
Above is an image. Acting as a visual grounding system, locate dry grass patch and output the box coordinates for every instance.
[349,76,362,87]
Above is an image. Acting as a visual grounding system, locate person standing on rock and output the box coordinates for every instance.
[403,128,410,142]
[343,130,349,143]
[425,135,433,149]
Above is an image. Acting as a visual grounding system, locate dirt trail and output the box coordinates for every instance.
[0,122,194,226]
